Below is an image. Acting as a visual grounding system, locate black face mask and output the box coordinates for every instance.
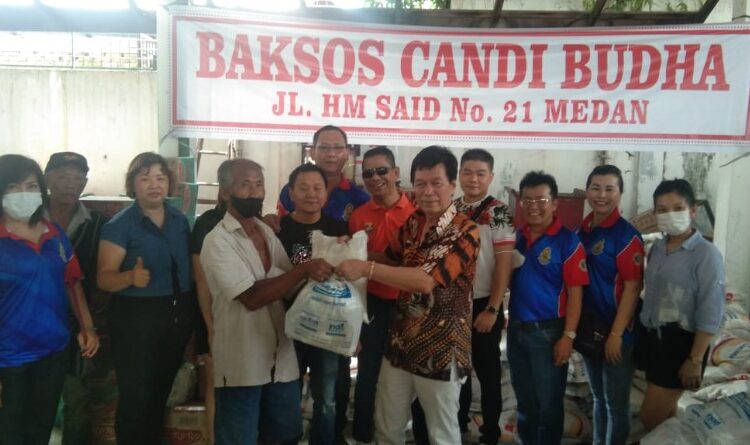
[230,195,263,219]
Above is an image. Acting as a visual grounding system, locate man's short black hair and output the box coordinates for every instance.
[586,164,624,193]
[460,148,494,171]
[653,178,696,207]
[410,146,457,184]
[312,125,348,147]
[519,170,558,199]
[363,146,395,167]
[289,163,328,189]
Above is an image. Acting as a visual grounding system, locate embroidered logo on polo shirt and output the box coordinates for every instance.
[633,252,643,265]
[579,259,588,272]
[538,247,552,265]
[363,222,374,234]
[592,239,605,255]
[343,203,354,221]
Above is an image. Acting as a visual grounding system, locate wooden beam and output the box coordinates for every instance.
[491,0,505,27]
[289,8,698,29]
[588,0,607,26]
[694,0,720,23]
[0,6,701,33]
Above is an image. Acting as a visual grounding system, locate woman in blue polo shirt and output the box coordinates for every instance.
[638,179,724,432]
[98,152,196,445]
[578,165,644,445]
[0,154,99,444]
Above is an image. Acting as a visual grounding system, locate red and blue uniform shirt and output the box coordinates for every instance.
[277,175,369,223]
[578,209,644,342]
[0,220,82,368]
[510,218,589,323]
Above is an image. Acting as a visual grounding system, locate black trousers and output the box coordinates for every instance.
[0,347,69,445]
[412,296,504,445]
[109,293,195,445]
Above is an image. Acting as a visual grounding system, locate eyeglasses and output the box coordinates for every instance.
[316,145,348,152]
[520,198,552,208]
[362,167,391,179]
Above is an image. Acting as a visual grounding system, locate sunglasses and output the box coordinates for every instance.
[362,166,391,179]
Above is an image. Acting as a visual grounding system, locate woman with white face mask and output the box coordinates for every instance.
[0,154,99,444]
[638,179,725,432]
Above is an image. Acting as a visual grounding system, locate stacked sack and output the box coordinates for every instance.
[642,289,750,445]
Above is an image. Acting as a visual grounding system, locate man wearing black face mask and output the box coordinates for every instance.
[199,159,336,445]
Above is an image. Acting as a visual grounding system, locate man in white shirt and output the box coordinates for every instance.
[200,159,334,445]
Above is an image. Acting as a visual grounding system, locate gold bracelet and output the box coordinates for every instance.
[367,261,376,280]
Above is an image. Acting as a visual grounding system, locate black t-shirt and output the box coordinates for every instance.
[278,214,348,265]
[190,207,226,255]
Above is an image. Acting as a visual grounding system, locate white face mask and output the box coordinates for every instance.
[2,191,43,221]
[656,209,692,236]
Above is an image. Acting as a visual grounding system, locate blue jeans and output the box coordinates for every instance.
[582,347,635,445]
[215,381,302,445]
[296,342,342,445]
[506,320,568,445]
[352,294,396,443]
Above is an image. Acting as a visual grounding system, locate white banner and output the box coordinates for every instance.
[164,5,750,151]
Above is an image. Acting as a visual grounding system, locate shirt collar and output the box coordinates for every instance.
[221,211,244,233]
[338,175,352,191]
[369,192,411,210]
[414,203,457,238]
[66,202,92,236]
[0,218,57,244]
[581,208,621,232]
[458,194,490,208]
[676,228,703,251]
[133,201,178,223]
[522,216,563,242]
[221,211,267,236]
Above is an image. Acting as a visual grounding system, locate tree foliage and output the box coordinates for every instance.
[583,0,692,12]
[364,0,451,9]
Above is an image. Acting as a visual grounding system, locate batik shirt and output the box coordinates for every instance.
[385,204,480,381]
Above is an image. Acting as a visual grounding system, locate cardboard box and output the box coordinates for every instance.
[165,403,210,445]
[630,209,659,234]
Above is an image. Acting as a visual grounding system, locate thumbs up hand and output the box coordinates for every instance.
[130,257,151,288]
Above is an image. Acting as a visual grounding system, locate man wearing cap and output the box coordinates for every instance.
[45,151,108,445]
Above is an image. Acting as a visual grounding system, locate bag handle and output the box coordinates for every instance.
[470,196,495,222]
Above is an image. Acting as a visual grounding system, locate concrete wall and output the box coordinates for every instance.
[0,68,158,196]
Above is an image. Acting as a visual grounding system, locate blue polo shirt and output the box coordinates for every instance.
[1,220,82,367]
[578,209,644,342]
[510,218,589,323]
[101,203,192,297]
[277,175,369,222]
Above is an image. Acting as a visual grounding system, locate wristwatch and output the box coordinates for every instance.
[485,305,499,315]
[563,330,577,340]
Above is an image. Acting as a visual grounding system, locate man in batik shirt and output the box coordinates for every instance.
[337,146,479,445]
